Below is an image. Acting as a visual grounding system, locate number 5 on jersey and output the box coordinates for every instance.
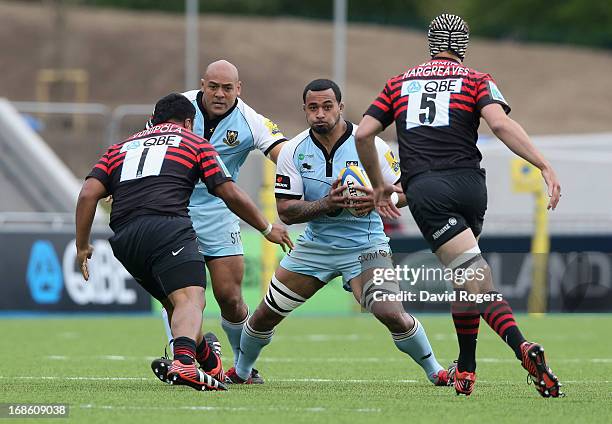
[402,79,463,129]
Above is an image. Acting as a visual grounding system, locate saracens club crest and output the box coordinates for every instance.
[223,130,240,147]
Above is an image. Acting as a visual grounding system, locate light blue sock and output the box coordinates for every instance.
[221,310,248,367]
[392,318,444,383]
[235,321,274,381]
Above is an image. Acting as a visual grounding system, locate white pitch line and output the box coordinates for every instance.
[78,404,382,413]
[275,334,366,342]
[0,376,149,381]
[43,355,612,364]
[256,357,404,363]
[272,333,603,343]
[45,355,158,361]
[43,355,410,363]
[58,332,79,339]
[271,378,419,383]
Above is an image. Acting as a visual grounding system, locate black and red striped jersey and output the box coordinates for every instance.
[365,57,511,185]
[87,123,232,230]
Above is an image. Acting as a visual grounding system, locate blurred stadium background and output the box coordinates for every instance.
[0,1,611,421]
[1,0,611,314]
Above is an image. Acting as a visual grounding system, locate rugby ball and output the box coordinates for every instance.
[338,166,372,217]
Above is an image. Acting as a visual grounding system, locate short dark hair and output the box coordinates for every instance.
[151,93,196,126]
[302,79,342,103]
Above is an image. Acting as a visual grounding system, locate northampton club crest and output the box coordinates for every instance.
[223,130,240,147]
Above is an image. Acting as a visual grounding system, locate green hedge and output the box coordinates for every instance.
[78,0,612,48]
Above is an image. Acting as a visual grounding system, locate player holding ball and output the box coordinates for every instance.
[224,79,451,387]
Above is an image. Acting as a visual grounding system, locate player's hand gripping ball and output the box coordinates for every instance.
[338,166,372,217]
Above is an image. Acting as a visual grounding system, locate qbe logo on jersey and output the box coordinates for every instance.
[120,134,182,182]
[402,79,463,129]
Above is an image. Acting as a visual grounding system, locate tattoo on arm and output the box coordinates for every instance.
[280,198,331,224]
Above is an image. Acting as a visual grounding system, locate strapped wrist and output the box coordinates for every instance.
[260,222,273,236]
[390,192,399,205]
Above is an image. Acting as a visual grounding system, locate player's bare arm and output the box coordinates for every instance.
[267,141,286,164]
[352,182,407,215]
[355,115,403,218]
[277,178,350,225]
[214,181,293,250]
[75,177,108,280]
[355,115,385,189]
[481,103,561,210]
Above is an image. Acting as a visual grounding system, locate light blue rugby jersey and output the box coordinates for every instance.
[274,121,401,248]
[182,89,286,210]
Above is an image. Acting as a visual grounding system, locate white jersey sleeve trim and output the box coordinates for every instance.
[375,137,401,185]
[274,131,308,198]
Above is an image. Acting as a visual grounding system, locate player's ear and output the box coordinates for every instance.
[184,118,194,131]
[236,81,242,96]
[200,79,205,90]
[302,104,306,112]
[339,101,345,113]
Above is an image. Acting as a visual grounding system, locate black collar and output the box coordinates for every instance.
[196,91,238,135]
[310,120,353,177]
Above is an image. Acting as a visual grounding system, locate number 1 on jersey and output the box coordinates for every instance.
[118,135,182,182]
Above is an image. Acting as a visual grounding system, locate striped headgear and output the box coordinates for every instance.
[428,14,470,60]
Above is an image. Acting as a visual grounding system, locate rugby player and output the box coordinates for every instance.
[355,14,563,397]
[150,60,287,382]
[226,79,451,386]
[76,93,292,391]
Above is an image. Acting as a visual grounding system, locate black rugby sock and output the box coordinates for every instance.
[173,336,196,365]
[451,292,480,373]
[196,338,219,371]
[479,293,526,360]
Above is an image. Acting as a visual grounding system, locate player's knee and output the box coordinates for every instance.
[264,274,306,318]
[373,309,412,333]
[215,291,244,315]
[448,246,492,293]
[168,286,204,308]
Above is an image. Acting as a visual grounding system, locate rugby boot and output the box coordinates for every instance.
[520,341,564,398]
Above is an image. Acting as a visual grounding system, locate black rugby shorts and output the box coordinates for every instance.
[109,215,206,301]
[404,168,487,252]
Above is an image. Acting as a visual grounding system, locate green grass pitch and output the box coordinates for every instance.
[1,314,610,423]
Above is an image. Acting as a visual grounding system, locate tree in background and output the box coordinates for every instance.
[76,0,612,48]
